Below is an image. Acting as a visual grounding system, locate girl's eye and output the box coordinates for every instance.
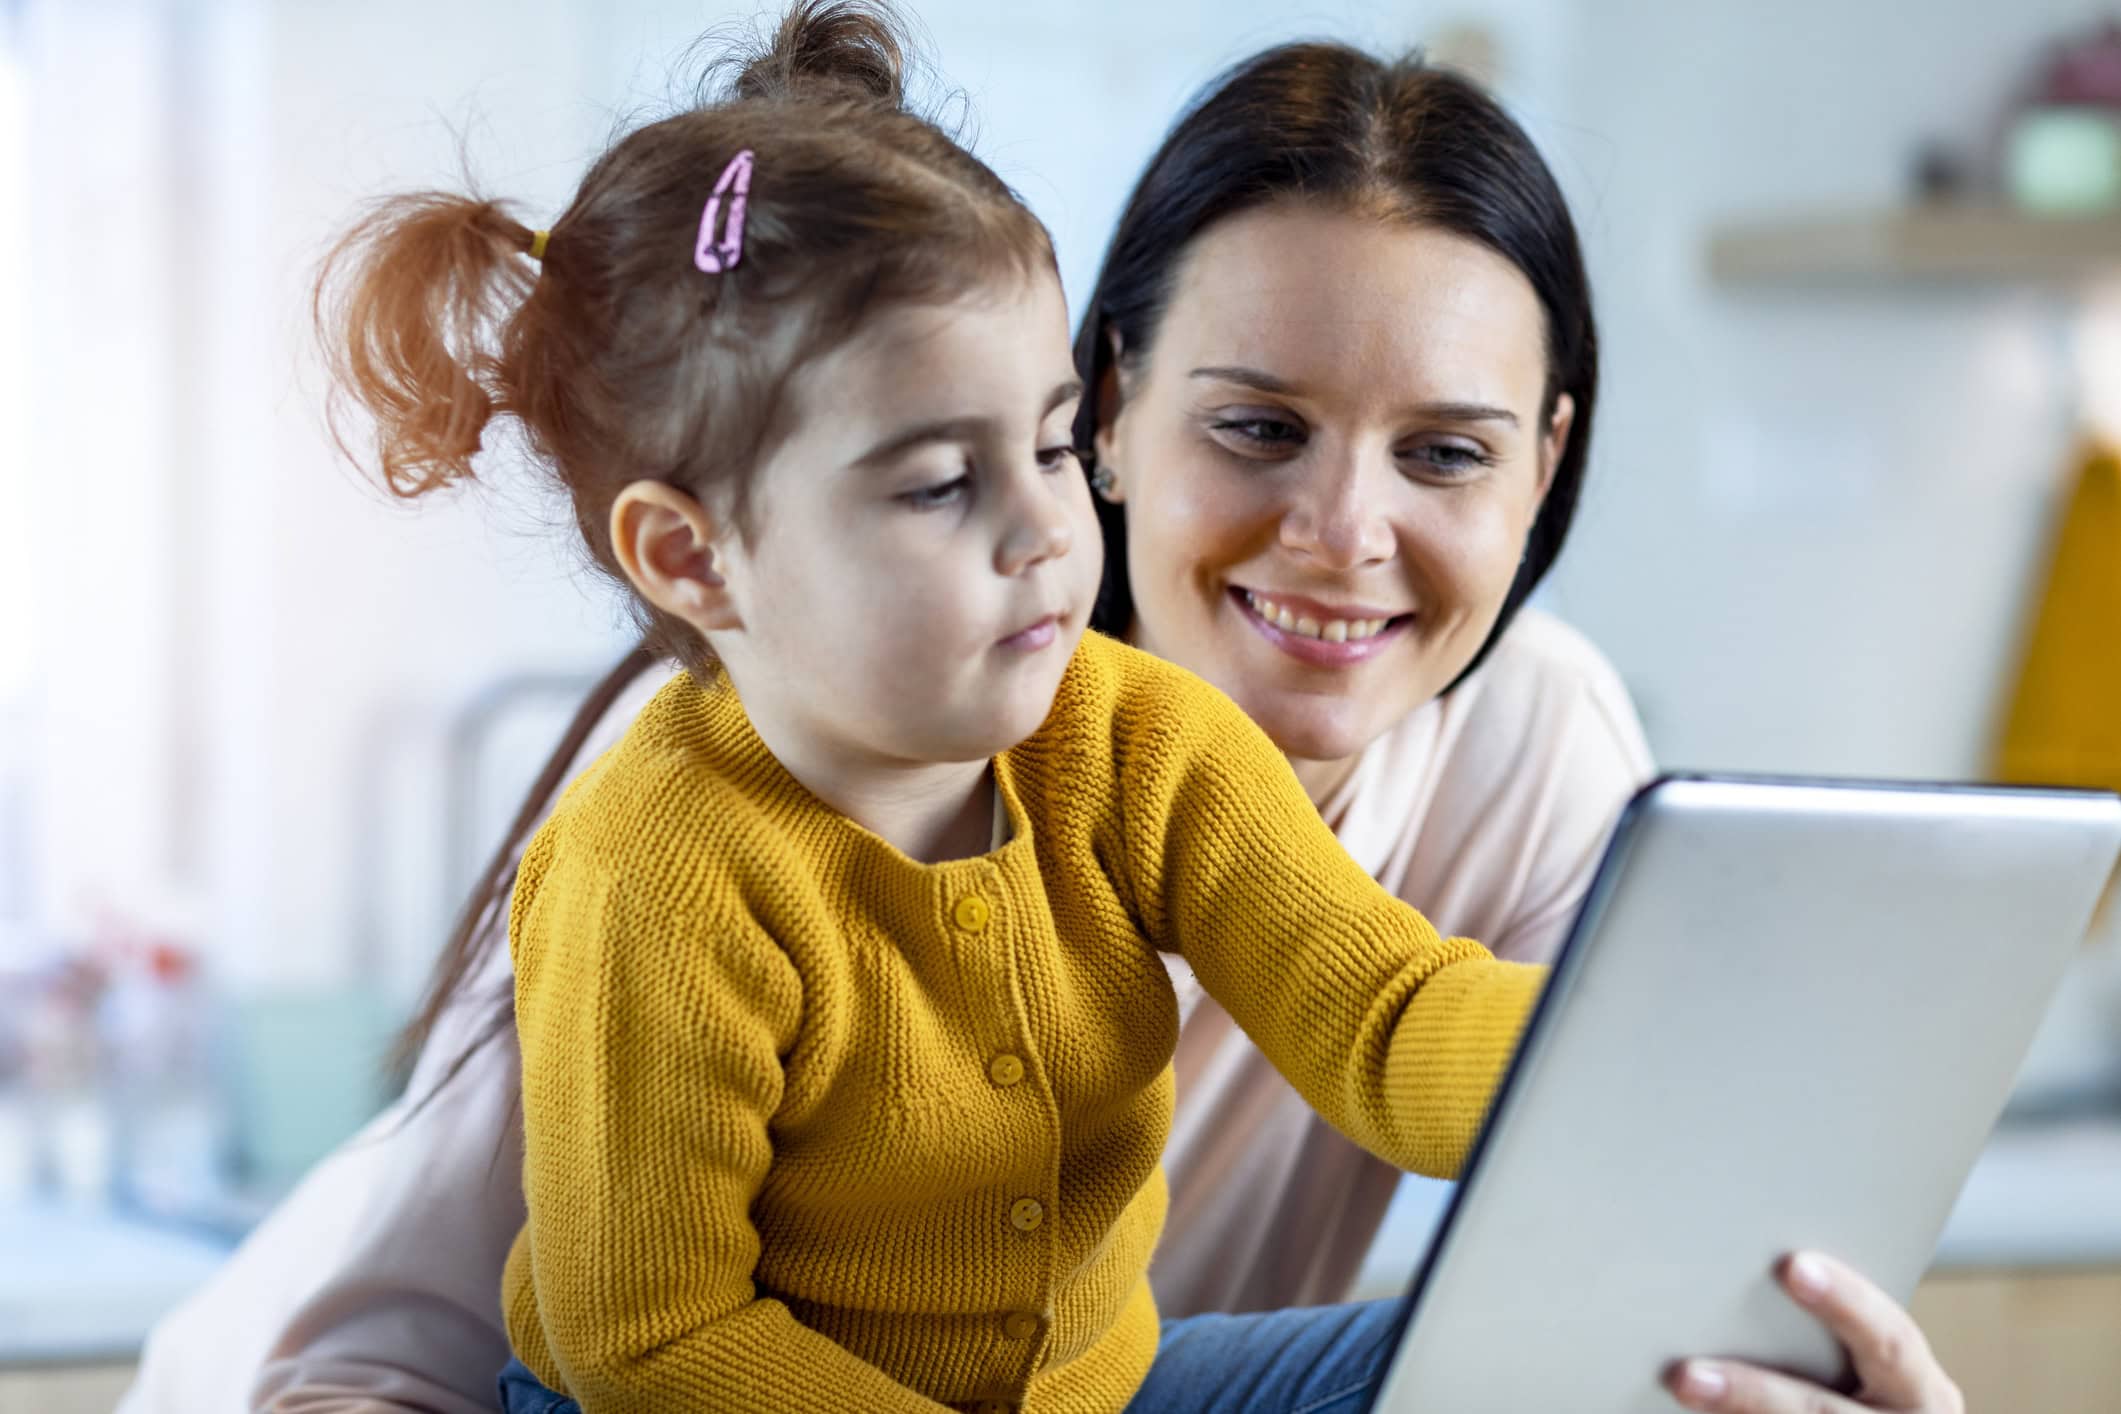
[1210,416,1306,448]
[899,474,970,510]
[1037,445,1081,473]
[1404,442,1497,478]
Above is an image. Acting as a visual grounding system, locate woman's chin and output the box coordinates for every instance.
[1241,698,1379,768]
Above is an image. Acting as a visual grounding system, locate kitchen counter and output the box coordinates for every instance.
[1931,1112,2121,1269]
[0,1200,233,1364]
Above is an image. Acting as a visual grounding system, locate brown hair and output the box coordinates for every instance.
[327,0,1056,1090]
[317,0,1054,671]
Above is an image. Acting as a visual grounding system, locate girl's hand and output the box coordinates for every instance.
[1664,1252,1965,1413]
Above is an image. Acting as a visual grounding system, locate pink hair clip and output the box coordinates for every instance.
[694,149,755,274]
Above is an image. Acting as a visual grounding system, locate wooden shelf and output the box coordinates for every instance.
[1707,207,2121,285]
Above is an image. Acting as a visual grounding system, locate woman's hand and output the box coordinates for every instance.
[1665,1252,1964,1413]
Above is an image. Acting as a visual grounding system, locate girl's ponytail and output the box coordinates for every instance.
[314,193,537,498]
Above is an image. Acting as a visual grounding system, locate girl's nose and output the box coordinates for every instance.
[998,470,1075,576]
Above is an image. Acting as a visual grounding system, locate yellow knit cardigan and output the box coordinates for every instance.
[501,632,1545,1412]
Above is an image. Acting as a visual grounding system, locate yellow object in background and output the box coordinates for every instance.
[1998,446,2121,792]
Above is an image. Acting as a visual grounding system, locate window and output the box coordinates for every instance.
[0,4,34,938]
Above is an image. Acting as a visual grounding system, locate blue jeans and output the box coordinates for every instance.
[1124,1299,1398,1413]
[496,1298,1398,1413]
[495,1358,578,1413]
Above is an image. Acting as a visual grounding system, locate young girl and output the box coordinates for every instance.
[316,4,1543,1410]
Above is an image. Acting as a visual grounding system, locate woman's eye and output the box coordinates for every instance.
[1037,445,1081,473]
[1405,442,1496,477]
[1210,416,1306,448]
[899,474,970,509]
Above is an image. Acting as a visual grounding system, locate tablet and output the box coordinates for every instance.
[1367,775,2121,1413]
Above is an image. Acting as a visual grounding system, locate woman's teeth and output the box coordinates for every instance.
[1242,591,1394,642]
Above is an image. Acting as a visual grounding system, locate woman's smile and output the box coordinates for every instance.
[1228,586,1414,667]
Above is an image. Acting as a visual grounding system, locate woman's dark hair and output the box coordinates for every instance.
[1072,43,1598,688]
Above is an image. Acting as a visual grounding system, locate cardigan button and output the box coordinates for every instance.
[975,1403,1015,1414]
[1002,1310,1042,1341]
[1009,1197,1045,1232]
[952,894,992,933]
[988,1053,1025,1087]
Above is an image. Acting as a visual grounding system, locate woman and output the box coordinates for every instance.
[121,38,1962,1414]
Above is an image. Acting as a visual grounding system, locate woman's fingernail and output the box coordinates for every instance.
[1788,1253,1830,1301]
[1678,1361,1729,1401]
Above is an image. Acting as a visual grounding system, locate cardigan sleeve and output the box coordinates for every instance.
[1112,662,1547,1180]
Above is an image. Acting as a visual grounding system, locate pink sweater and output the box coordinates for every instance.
[118,609,1650,1414]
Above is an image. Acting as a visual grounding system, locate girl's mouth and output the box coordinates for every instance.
[998,613,1062,653]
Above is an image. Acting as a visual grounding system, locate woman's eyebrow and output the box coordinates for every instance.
[1191,366,1520,429]
[1189,364,1301,395]
[1418,401,1520,427]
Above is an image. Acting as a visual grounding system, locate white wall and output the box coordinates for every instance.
[23,0,638,993]
[1539,0,2119,779]
[585,0,1582,312]
[22,1,193,966]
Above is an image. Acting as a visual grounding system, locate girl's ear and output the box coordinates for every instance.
[609,482,742,635]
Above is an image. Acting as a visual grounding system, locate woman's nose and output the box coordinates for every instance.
[1278,453,1394,570]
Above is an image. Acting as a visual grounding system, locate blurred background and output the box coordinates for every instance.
[3,0,2121,1408]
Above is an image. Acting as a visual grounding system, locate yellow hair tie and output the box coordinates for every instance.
[528,228,551,262]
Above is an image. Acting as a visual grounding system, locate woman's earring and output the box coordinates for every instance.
[1089,464,1119,501]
